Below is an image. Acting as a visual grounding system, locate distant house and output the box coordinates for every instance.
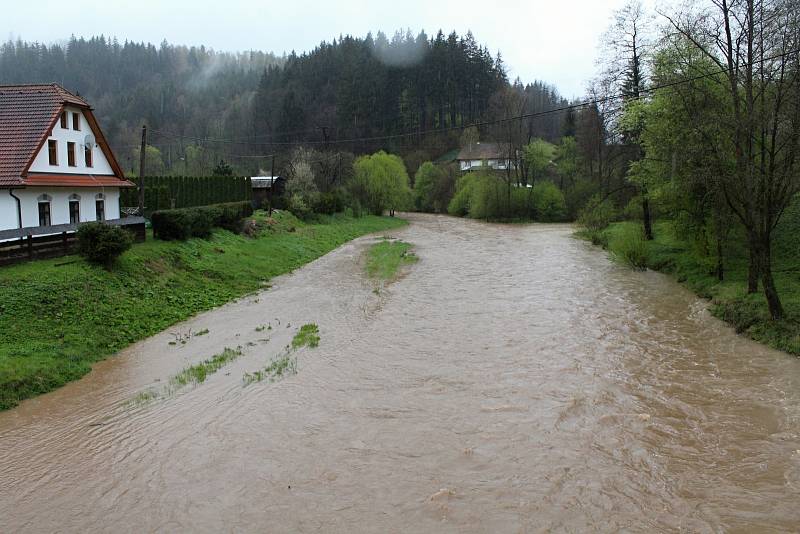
[250,175,286,209]
[455,142,514,173]
[0,83,134,233]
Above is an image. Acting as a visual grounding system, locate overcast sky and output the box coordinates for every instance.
[3,0,657,99]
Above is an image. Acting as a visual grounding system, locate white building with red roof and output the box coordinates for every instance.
[0,83,134,232]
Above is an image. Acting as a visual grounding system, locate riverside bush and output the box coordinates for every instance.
[610,224,649,270]
[532,181,567,222]
[448,172,536,220]
[77,222,133,268]
[151,201,253,240]
[578,194,616,232]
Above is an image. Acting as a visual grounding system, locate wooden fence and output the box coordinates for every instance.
[0,217,146,267]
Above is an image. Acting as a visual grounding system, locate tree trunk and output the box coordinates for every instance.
[758,238,784,320]
[642,195,653,240]
[716,234,724,281]
[747,235,759,293]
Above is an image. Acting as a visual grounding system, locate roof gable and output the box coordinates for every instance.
[0,84,126,187]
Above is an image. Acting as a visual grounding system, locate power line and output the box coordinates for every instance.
[147,46,799,150]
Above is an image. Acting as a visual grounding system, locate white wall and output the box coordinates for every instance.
[0,192,18,230]
[28,106,115,176]
[4,187,121,230]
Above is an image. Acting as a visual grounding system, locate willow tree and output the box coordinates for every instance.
[351,151,411,216]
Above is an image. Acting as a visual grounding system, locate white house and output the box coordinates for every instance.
[0,83,134,233]
[455,142,514,173]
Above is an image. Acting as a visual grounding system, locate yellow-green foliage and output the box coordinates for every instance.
[413,161,444,212]
[351,151,412,215]
[448,172,565,221]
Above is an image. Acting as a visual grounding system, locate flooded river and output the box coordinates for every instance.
[1,214,799,532]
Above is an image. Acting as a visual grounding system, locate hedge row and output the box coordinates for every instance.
[120,176,252,215]
[151,201,254,241]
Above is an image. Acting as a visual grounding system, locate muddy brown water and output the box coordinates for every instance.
[1,213,799,533]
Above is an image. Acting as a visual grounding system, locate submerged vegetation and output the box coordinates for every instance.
[292,324,320,349]
[243,323,320,385]
[171,347,243,387]
[366,240,419,280]
[243,353,298,385]
[128,346,243,406]
[0,211,405,410]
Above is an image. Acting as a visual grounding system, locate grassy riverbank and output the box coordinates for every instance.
[578,202,800,356]
[0,211,406,409]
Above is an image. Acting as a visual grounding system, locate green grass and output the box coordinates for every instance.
[127,346,243,406]
[0,211,406,410]
[242,353,298,385]
[578,198,800,355]
[291,323,320,349]
[243,323,319,385]
[170,347,243,387]
[366,239,418,280]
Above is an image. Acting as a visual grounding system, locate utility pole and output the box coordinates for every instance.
[319,126,330,150]
[138,125,147,214]
[269,154,276,216]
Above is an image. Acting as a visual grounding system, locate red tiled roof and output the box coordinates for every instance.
[0,84,127,189]
[24,174,136,188]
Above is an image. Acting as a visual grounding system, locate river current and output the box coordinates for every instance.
[1,214,798,532]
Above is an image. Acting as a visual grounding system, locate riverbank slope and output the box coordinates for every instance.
[578,201,799,356]
[0,211,406,409]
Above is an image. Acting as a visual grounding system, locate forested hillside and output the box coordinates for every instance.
[0,32,568,175]
[0,36,280,173]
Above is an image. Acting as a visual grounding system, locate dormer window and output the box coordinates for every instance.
[60,111,67,128]
[48,140,58,165]
[72,112,80,131]
[67,142,76,167]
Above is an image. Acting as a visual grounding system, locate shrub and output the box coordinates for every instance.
[313,190,346,215]
[532,181,567,222]
[610,225,649,270]
[578,194,617,232]
[565,179,599,220]
[287,194,313,220]
[447,174,476,216]
[151,201,253,240]
[448,172,535,221]
[77,222,133,268]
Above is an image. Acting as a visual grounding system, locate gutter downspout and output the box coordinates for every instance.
[8,189,22,229]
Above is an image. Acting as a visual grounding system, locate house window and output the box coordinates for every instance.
[95,197,105,221]
[72,112,80,131]
[48,140,58,165]
[69,195,81,224]
[38,194,52,226]
[85,145,93,167]
[60,111,67,128]
[67,142,76,167]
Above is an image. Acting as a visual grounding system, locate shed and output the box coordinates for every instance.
[250,175,286,209]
